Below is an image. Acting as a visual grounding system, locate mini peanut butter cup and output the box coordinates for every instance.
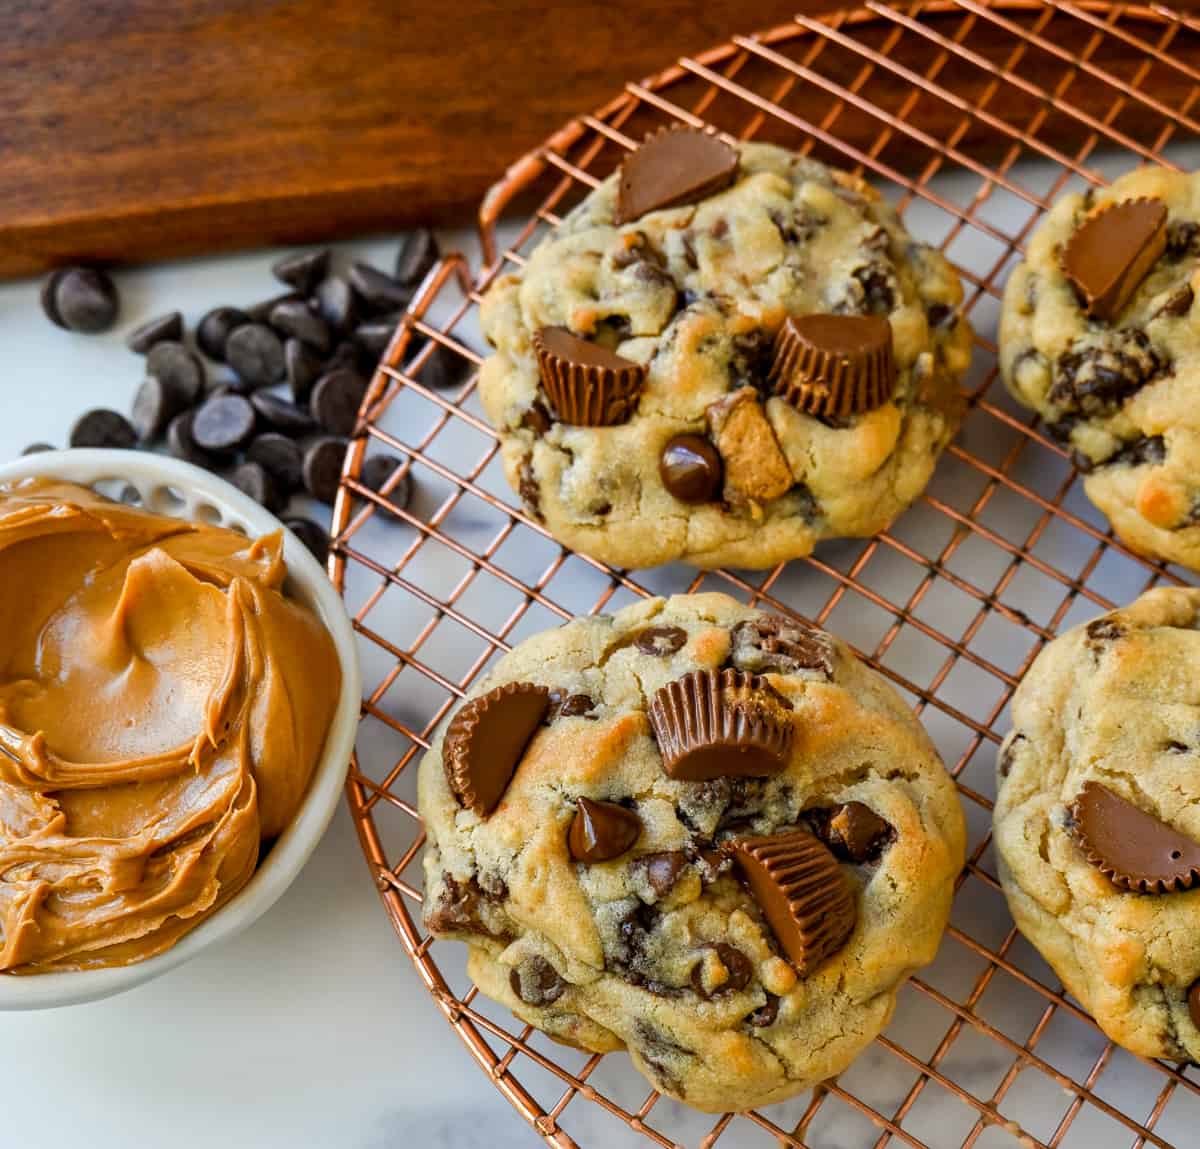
[443,681,550,817]
[647,667,793,782]
[726,829,856,976]
[568,798,642,863]
[1060,197,1168,321]
[614,125,739,226]
[1067,780,1200,893]
[768,314,896,418]
[532,326,645,426]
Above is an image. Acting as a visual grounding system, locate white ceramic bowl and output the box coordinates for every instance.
[0,450,361,1010]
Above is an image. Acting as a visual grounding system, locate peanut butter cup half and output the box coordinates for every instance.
[647,667,793,782]
[768,314,896,418]
[1067,780,1200,893]
[614,125,739,226]
[726,829,857,976]
[443,681,550,817]
[533,326,645,426]
[1060,197,1168,321]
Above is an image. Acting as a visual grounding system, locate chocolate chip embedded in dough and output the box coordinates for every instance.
[443,681,550,817]
[634,626,687,657]
[659,435,722,504]
[807,802,893,864]
[729,614,834,678]
[568,798,641,863]
[509,955,565,1006]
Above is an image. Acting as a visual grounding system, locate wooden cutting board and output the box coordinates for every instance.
[2,0,1195,279]
[1,0,843,278]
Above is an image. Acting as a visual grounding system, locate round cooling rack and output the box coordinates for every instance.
[330,3,1200,1146]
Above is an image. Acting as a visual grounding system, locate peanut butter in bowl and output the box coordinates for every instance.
[0,477,341,974]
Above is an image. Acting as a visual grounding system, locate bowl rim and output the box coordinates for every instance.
[0,449,361,1009]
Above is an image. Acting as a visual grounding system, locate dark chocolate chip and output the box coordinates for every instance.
[395,228,439,287]
[196,307,251,363]
[1166,220,1200,260]
[246,432,303,492]
[416,342,466,390]
[69,409,137,449]
[226,323,286,389]
[1190,979,1200,1032]
[1156,284,1194,319]
[1086,617,1125,648]
[348,261,413,313]
[509,955,565,1006]
[851,265,896,315]
[285,338,326,403]
[635,626,687,657]
[126,311,183,354]
[146,341,205,405]
[271,248,330,295]
[569,798,641,863]
[302,437,349,504]
[558,693,596,718]
[246,291,303,324]
[690,942,753,998]
[250,391,319,438]
[310,368,367,436]
[806,802,894,864]
[425,873,513,942]
[21,443,55,455]
[353,316,401,364]
[998,732,1027,778]
[192,393,256,453]
[361,454,412,517]
[42,267,119,333]
[165,410,209,466]
[636,851,689,898]
[312,276,357,334]
[269,299,333,353]
[1051,329,1163,415]
[926,302,954,329]
[130,375,185,443]
[521,401,552,435]
[285,516,330,564]
[517,455,542,521]
[747,994,780,1028]
[660,435,722,503]
[230,460,284,513]
[1103,435,1166,469]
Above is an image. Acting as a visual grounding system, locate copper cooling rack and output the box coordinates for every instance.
[329,3,1200,1145]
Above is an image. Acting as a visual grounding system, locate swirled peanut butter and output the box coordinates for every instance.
[0,479,341,973]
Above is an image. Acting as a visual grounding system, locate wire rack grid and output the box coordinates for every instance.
[329,3,1200,1146]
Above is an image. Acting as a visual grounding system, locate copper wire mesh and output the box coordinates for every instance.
[329,3,1200,1145]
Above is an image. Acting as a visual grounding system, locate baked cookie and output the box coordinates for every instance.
[994,587,1200,1061]
[479,131,973,570]
[1000,166,1200,571]
[419,592,966,1112]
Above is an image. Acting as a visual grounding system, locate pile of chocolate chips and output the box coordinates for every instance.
[32,231,463,563]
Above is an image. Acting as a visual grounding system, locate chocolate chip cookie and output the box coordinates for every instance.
[419,592,966,1112]
[994,587,1200,1061]
[479,131,973,570]
[999,166,1200,571]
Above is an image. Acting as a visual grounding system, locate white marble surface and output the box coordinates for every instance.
[2,148,1199,1149]
[0,235,537,1149]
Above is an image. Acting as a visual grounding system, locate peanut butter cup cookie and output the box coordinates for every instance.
[419,592,966,1112]
[994,587,1200,1061]
[479,131,973,570]
[1000,167,1200,571]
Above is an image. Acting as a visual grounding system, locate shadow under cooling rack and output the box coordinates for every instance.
[330,3,1200,1147]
